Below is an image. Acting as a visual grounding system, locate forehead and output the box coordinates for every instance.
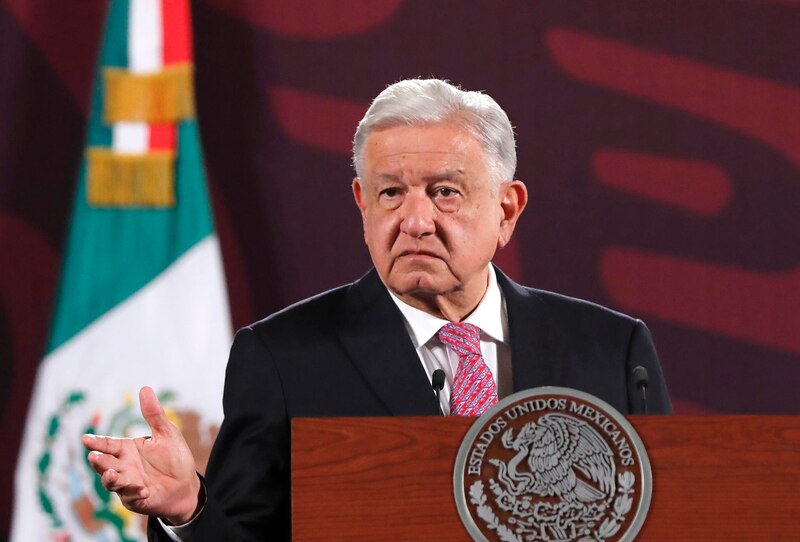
[363,123,490,174]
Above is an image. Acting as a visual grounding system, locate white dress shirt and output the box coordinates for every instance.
[160,511,199,541]
[388,265,513,415]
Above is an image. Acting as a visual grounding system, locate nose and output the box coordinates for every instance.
[399,191,435,239]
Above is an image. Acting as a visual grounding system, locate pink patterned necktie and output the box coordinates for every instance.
[437,322,498,416]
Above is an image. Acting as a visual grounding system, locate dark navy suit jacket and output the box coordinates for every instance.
[149,266,670,540]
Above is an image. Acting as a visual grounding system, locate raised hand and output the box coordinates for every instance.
[82,386,203,525]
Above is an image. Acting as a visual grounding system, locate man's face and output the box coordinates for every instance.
[353,122,526,319]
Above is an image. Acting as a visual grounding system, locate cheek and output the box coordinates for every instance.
[456,217,502,253]
[364,214,397,249]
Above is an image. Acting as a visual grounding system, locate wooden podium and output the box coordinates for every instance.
[292,416,800,540]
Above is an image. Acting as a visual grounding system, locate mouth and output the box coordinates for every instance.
[398,249,441,259]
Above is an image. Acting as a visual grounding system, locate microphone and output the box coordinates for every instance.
[431,369,445,416]
[632,365,649,414]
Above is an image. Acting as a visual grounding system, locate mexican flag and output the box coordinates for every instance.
[11,1,231,540]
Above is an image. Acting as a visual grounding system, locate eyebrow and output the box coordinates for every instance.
[373,169,466,182]
[422,170,465,182]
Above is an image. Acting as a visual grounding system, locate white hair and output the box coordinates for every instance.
[352,79,517,186]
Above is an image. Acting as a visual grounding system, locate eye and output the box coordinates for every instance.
[432,186,462,211]
[378,187,404,209]
[434,186,460,198]
[380,187,402,198]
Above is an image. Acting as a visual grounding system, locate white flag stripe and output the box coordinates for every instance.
[112,121,149,154]
[128,0,162,73]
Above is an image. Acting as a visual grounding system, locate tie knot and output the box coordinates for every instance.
[437,322,482,357]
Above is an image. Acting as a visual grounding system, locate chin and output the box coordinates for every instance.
[388,273,454,297]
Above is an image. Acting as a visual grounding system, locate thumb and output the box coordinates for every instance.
[139,386,175,437]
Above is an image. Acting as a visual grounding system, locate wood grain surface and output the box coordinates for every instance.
[292,416,800,540]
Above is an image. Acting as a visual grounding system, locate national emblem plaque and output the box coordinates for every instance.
[454,387,652,542]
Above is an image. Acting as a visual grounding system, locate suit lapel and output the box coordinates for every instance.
[338,269,440,416]
[496,267,567,392]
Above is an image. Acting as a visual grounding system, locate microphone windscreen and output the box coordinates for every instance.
[632,365,649,389]
[432,369,446,391]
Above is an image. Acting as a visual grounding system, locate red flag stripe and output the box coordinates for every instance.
[161,0,192,64]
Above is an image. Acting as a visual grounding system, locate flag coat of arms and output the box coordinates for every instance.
[12,1,231,539]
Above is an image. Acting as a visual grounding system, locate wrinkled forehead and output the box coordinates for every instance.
[363,123,490,169]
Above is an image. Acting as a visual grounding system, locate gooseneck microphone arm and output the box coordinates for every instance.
[632,365,649,414]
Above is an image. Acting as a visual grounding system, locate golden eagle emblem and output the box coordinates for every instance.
[491,413,615,504]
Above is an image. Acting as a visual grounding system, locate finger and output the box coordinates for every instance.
[139,386,175,437]
[81,433,125,456]
[119,492,150,512]
[100,468,146,497]
[87,449,148,499]
[100,467,120,491]
[86,450,122,477]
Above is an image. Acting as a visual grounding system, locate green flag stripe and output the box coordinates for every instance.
[86,0,127,150]
[47,2,214,352]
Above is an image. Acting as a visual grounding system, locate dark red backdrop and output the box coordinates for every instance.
[1,1,798,539]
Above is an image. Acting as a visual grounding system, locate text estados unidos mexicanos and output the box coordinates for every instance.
[467,398,635,475]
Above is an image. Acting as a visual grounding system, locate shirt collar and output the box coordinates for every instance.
[388,265,508,348]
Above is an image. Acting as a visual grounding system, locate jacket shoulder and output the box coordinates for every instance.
[246,283,352,339]
[526,287,638,326]
[240,268,386,343]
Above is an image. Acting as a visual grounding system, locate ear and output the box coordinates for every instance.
[352,178,368,219]
[497,180,528,249]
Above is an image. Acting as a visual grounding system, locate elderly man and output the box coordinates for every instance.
[83,79,671,540]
